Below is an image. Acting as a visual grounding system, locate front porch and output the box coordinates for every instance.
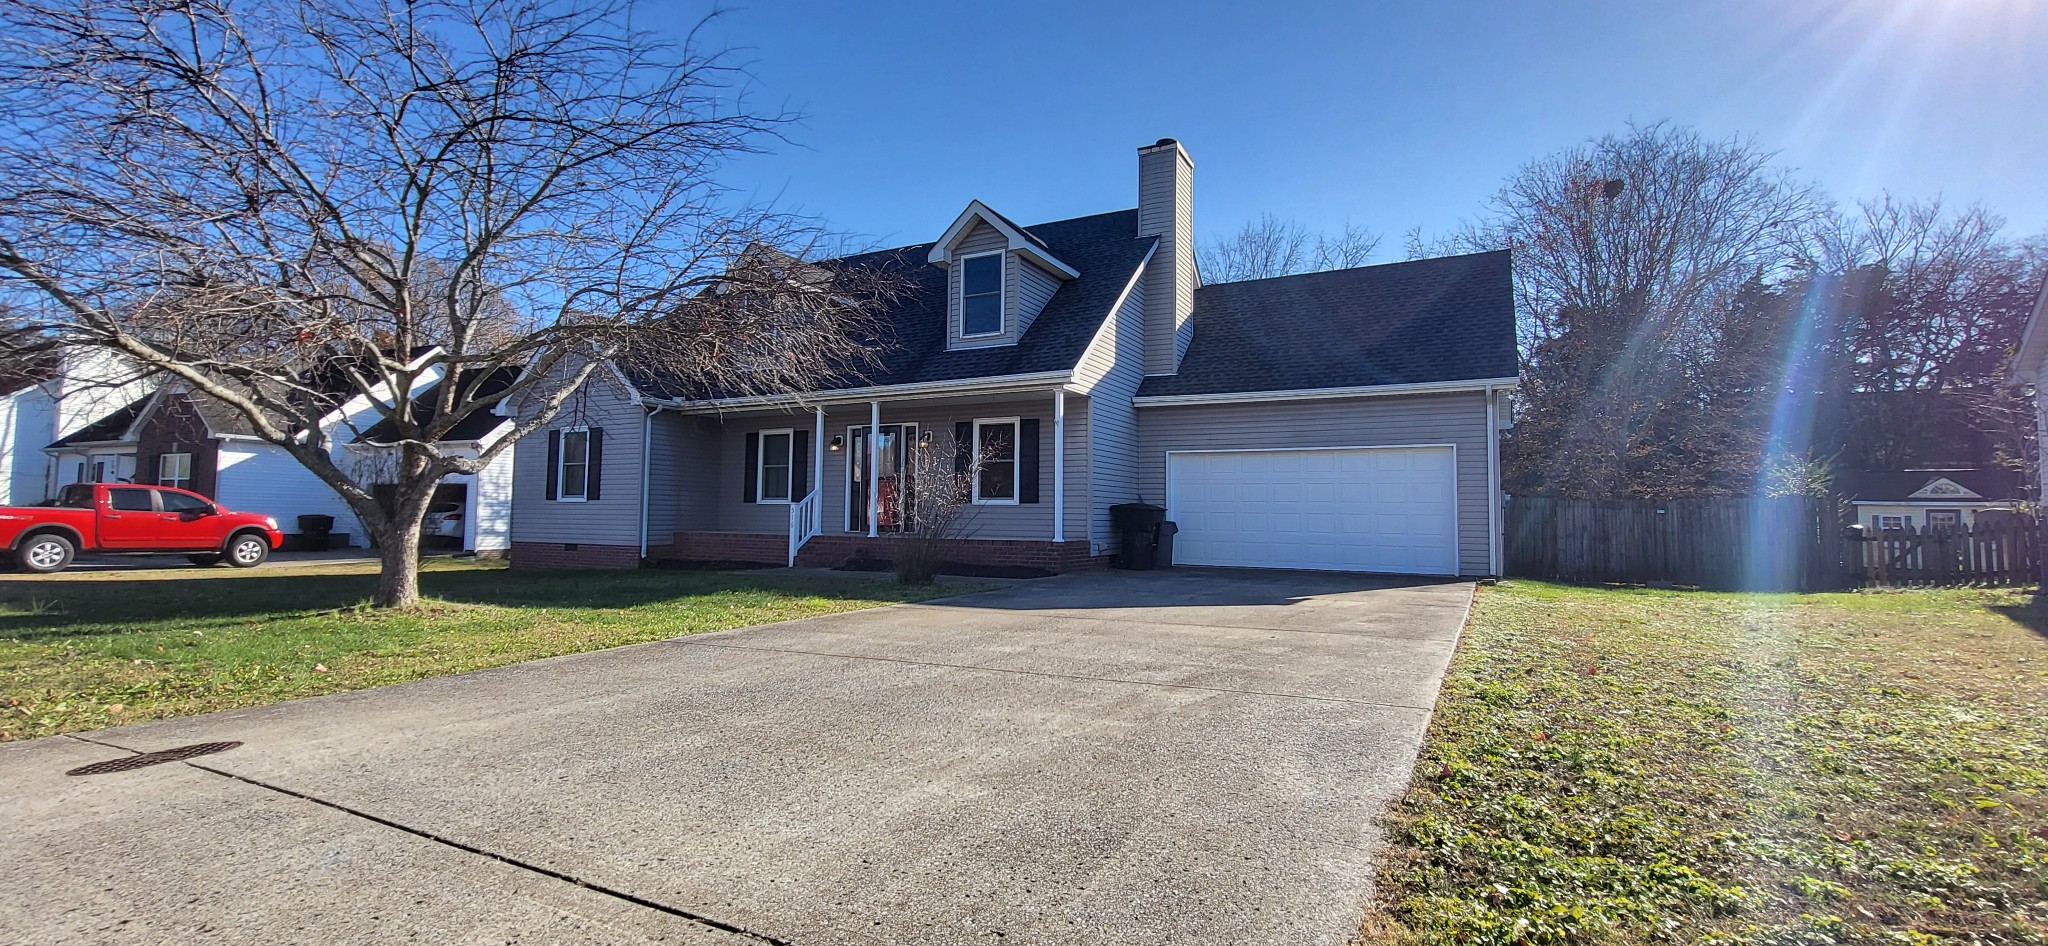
[644,387,1111,573]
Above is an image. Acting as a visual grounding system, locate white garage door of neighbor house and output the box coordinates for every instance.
[1167,446,1459,575]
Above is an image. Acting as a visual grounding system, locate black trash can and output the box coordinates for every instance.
[1109,503,1168,569]
[1155,520,1178,568]
[296,514,335,552]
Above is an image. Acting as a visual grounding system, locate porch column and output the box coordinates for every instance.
[1052,389,1065,544]
[812,407,825,501]
[868,399,880,538]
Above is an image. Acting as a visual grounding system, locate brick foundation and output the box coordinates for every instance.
[792,534,1103,572]
[509,541,641,569]
[649,531,788,566]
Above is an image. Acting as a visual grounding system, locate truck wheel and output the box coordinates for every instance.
[17,533,76,574]
[226,533,270,568]
[187,554,223,567]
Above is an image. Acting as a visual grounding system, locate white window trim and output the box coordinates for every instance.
[971,417,1021,506]
[1877,514,1907,529]
[158,452,193,490]
[959,251,1006,338]
[557,426,591,503]
[756,428,795,505]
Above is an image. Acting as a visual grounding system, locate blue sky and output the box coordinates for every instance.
[678,0,2048,255]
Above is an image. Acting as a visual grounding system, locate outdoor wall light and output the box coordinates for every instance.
[918,430,934,447]
[828,435,844,452]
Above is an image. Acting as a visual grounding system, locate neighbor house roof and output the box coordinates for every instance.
[625,209,1155,401]
[46,394,152,448]
[1835,468,2023,503]
[353,366,519,445]
[1136,250,1518,398]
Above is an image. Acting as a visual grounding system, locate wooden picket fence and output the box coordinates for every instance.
[1506,494,2040,590]
[1851,521,2037,587]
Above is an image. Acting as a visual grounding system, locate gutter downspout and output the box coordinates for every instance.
[1485,383,1501,577]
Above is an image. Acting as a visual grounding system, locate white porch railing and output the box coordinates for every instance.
[789,490,822,565]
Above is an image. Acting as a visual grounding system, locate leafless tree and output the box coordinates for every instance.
[885,433,984,585]
[0,0,896,607]
[1438,122,1827,352]
[1197,214,1380,283]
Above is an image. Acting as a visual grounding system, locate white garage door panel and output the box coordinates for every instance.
[1168,446,1457,575]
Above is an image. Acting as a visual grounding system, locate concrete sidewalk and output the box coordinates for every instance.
[2,568,1473,945]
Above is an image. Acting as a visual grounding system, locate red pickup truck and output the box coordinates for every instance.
[0,484,284,574]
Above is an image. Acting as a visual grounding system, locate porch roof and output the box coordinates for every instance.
[46,394,151,449]
[625,209,1155,402]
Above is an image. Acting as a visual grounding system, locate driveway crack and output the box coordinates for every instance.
[62,733,793,946]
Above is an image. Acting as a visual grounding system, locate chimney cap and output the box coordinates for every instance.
[1152,137,1178,148]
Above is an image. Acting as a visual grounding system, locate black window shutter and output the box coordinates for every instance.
[742,432,759,503]
[792,430,810,499]
[1018,418,1041,504]
[545,430,561,501]
[954,422,971,474]
[586,427,604,501]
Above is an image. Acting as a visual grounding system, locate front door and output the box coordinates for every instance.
[98,486,159,549]
[846,424,916,533]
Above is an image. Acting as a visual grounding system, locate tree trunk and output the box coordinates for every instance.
[373,522,424,609]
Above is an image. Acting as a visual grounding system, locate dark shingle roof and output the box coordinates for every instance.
[1835,468,2023,503]
[0,349,58,398]
[1136,250,1517,398]
[353,367,519,444]
[626,209,1154,400]
[47,394,152,448]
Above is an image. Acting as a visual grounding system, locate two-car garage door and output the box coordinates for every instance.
[1166,446,1458,575]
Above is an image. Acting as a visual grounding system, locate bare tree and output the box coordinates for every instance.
[1428,123,1826,496]
[885,433,985,585]
[0,0,893,607]
[1440,122,1826,352]
[1197,214,1380,283]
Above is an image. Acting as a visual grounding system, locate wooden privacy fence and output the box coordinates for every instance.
[1507,495,2040,590]
[1850,521,2037,587]
[1506,495,1841,591]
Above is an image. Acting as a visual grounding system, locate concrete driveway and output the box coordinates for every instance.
[2,569,1473,946]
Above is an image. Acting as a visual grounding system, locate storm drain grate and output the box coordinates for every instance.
[66,741,243,776]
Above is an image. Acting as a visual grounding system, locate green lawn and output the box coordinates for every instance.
[0,560,971,741]
[1370,582,2048,946]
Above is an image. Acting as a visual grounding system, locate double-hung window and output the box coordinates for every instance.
[1876,515,1906,530]
[961,252,1004,337]
[757,429,793,503]
[972,418,1018,504]
[158,453,192,490]
[558,428,591,501]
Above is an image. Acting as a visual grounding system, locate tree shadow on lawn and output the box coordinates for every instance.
[1986,591,2048,642]
[0,567,917,641]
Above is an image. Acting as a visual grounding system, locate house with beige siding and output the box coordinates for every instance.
[508,138,1519,577]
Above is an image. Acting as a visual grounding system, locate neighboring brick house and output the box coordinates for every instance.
[133,387,223,500]
[50,354,517,552]
[509,137,1519,577]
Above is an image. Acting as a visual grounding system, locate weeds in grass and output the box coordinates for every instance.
[1371,583,2048,946]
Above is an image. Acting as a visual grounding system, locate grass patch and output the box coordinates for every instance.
[0,559,973,740]
[1371,582,2048,946]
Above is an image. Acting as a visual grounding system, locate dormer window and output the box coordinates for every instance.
[961,252,1004,337]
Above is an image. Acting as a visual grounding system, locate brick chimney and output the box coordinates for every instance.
[1137,138,1194,376]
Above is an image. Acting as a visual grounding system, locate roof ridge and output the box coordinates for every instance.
[1198,248,1510,290]
[823,207,1142,267]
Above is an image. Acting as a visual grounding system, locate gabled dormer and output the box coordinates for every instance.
[1908,476,1982,501]
[928,200,1079,350]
